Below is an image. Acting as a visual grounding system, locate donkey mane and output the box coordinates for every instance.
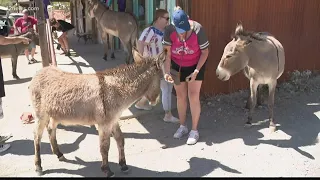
[233,24,267,41]
[100,57,157,76]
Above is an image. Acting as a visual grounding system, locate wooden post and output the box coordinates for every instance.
[46,19,57,66]
[34,0,50,67]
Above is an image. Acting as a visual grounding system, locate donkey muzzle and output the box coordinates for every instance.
[216,66,231,81]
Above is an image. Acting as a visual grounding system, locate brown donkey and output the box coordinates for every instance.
[216,23,285,131]
[29,48,166,177]
[87,0,139,64]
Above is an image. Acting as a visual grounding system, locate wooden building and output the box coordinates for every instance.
[176,0,320,95]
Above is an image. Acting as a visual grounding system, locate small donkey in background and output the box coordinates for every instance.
[0,31,39,79]
[87,0,139,64]
[29,48,166,177]
[216,23,285,131]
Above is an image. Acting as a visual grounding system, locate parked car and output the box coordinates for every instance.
[10,13,23,22]
[0,6,8,16]
[0,15,14,36]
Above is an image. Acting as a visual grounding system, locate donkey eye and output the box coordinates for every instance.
[226,55,232,59]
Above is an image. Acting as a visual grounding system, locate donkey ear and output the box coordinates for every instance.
[235,23,243,36]
[132,47,144,63]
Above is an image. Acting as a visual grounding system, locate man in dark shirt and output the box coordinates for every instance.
[51,18,75,56]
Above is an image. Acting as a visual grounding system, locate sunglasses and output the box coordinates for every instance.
[162,17,170,21]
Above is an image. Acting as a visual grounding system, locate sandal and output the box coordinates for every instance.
[28,58,38,64]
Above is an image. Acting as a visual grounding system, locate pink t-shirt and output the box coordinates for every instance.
[170,31,201,66]
[15,16,37,33]
[162,20,210,67]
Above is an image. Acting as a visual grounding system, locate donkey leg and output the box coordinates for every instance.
[245,79,259,127]
[245,91,251,109]
[110,35,115,59]
[112,122,129,173]
[98,125,114,177]
[123,42,132,65]
[34,115,49,176]
[11,56,19,79]
[257,85,265,106]
[268,80,277,132]
[47,120,65,161]
[103,41,108,61]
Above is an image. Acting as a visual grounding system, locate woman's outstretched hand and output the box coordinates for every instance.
[164,73,174,83]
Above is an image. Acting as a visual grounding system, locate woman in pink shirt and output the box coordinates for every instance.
[162,9,209,145]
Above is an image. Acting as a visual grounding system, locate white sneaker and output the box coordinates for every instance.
[0,144,11,153]
[173,125,188,139]
[135,103,152,110]
[187,130,200,145]
[163,115,179,124]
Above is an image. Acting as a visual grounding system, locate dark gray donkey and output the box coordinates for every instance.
[216,23,285,132]
[87,0,139,64]
[0,31,39,79]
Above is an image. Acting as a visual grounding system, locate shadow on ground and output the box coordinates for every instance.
[44,156,241,177]
[7,133,87,156]
[128,92,320,160]
[4,77,32,85]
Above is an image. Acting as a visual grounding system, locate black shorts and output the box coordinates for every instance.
[171,60,206,82]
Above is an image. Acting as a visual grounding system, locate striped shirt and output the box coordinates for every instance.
[139,26,164,57]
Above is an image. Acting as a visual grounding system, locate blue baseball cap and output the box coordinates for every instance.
[172,9,190,34]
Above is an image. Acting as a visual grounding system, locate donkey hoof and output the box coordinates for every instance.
[36,170,43,176]
[35,167,43,176]
[58,155,66,161]
[244,122,252,127]
[103,56,108,61]
[111,54,115,59]
[120,165,130,173]
[13,74,20,80]
[106,171,115,177]
[269,124,277,132]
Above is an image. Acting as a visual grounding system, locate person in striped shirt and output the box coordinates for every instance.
[134,9,179,124]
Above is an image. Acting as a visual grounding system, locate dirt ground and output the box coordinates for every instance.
[0,37,319,177]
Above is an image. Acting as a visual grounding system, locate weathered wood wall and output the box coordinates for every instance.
[191,0,320,95]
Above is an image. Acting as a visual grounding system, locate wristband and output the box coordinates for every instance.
[194,69,199,74]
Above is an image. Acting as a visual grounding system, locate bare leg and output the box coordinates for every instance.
[47,120,64,161]
[188,81,202,131]
[58,38,66,53]
[268,80,277,132]
[62,33,70,54]
[98,125,114,177]
[246,79,259,126]
[31,47,36,59]
[112,123,129,172]
[25,49,29,61]
[174,82,188,126]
